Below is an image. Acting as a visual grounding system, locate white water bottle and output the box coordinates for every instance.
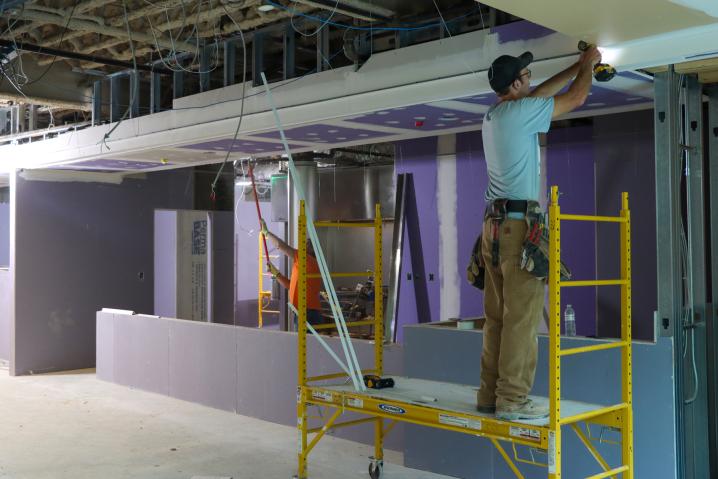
[564,304,576,337]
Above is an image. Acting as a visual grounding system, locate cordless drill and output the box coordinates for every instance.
[363,375,394,390]
[577,41,616,82]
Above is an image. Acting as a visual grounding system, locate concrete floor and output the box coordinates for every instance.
[0,368,454,479]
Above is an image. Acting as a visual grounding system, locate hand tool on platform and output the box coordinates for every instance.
[363,375,395,390]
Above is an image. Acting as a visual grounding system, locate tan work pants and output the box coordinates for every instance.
[478,218,545,408]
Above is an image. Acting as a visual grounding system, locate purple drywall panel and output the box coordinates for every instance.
[96,313,405,451]
[54,159,169,170]
[95,312,114,383]
[547,127,598,336]
[154,210,178,318]
[491,20,555,43]
[403,325,676,478]
[347,105,483,132]
[234,326,405,450]
[168,319,238,412]
[12,170,193,375]
[252,124,391,144]
[0,202,8,267]
[210,211,235,323]
[114,314,169,396]
[179,138,299,154]
[580,85,651,111]
[593,110,656,341]
[455,132,489,319]
[0,269,10,361]
[454,93,496,107]
[395,137,440,342]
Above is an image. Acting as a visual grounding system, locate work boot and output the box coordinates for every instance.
[476,403,496,414]
[496,399,549,421]
[476,388,496,414]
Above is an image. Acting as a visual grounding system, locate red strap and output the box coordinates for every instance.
[249,164,271,268]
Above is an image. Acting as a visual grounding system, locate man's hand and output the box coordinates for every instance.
[260,219,269,237]
[579,46,601,68]
[267,262,280,278]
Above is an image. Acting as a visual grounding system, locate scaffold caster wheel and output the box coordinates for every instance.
[369,459,383,479]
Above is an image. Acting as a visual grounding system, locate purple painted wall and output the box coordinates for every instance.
[0,269,10,361]
[394,111,656,341]
[456,132,489,319]
[0,202,8,267]
[395,137,440,341]
[594,110,656,340]
[97,312,406,451]
[12,170,193,375]
[546,127,598,336]
[0,203,8,361]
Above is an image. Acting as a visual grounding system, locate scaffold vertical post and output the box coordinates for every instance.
[373,203,384,465]
[297,201,308,479]
[548,185,562,478]
[620,192,635,479]
[258,233,264,328]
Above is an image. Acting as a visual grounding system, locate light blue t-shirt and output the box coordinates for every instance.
[481,96,554,202]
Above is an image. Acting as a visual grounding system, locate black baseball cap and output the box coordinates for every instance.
[488,51,533,92]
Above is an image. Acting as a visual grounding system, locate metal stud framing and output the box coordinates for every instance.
[283,26,296,80]
[173,70,184,100]
[129,70,140,118]
[150,72,161,114]
[316,27,329,73]
[110,74,121,122]
[200,43,211,92]
[252,32,265,87]
[92,80,102,125]
[224,40,236,87]
[683,74,710,479]
[707,85,718,479]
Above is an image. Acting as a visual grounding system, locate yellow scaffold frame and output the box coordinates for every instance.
[294,186,634,479]
[258,233,281,328]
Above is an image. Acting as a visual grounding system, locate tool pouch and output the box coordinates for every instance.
[466,233,485,290]
[520,202,572,281]
[484,200,508,267]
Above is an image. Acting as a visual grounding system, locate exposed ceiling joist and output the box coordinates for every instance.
[0,91,91,111]
[6,7,199,54]
[647,57,718,84]
[75,3,316,69]
[35,2,252,66]
[2,0,119,39]
[292,0,393,22]
[337,0,395,18]
[0,38,172,74]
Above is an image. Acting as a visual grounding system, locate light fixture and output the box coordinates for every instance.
[235,179,252,186]
[257,4,275,12]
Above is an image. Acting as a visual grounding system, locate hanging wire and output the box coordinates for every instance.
[209,4,249,201]
[25,1,80,86]
[99,0,139,150]
[290,0,340,37]
[265,0,481,32]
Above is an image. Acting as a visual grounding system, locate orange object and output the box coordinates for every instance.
[290,251,321,311]
[249,164,271,268]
